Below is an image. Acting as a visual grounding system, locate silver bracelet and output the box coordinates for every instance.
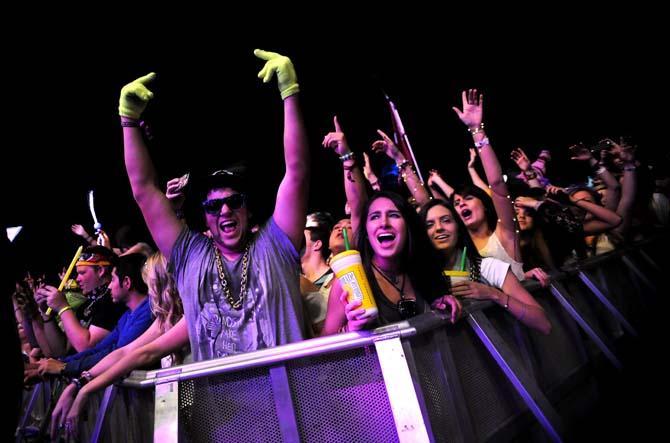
[474,137,490,149]
[339,152,355,162]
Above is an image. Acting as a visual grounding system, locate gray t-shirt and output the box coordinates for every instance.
[170,218,305,361]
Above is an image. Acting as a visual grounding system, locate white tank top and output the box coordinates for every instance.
[478,232,525,281]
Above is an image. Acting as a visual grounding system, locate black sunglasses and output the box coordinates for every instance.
[397,298,418,320]
[202,194,246,215]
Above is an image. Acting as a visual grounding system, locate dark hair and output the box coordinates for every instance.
[202,162,248,198]
[113,253,148,294]
[453,184,498,232]
[357,191,448,304]
[419,199,482,265]
[567,186,602,206]
[306,212,333,261]
[331,215,351,228]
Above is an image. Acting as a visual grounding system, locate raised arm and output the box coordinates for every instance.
[547,187,622,235]
[612,142,638,239]
[71,224,97,246]
[119,73,183,257]
[453,89,519,257]
[372,129,431,206]
[254,49,309,251]
[427,169,455,200]
[362,152,381,192]
[322,116,368,235]
[569,143,621,211]
[511,147,543,189]
[468,148,493,194]
[165,174,189,221]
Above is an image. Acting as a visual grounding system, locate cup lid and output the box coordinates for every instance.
[444,270,469,277]
[331,250,360,261]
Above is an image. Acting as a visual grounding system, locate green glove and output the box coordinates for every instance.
[254,49,300,99]
[119,72,157,119]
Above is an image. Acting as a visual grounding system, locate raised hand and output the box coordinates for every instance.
[514,196,541,210]
[510,147,532,171]
[618,140,636,163]
[362,152,378,183]
[452,89,484,130]
[371,129,404,163]
[321,116,351,157]
[427,169,439,188]
[545,185,566,196]
[70,224,89,238]
[119,72,156,119]
[468,148,478,168]
[254,49,300,99]
[165,174,189,210]
[569,143,594,162]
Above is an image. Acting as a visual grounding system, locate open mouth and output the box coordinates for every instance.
[377,232,396,245]
[219,220,238,234]
[460,209,473,220]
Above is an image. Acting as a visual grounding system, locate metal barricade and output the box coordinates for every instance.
[15,237,666,442]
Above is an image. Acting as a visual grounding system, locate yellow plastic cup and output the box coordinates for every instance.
[330,250,378,316]
[444,270,469,286]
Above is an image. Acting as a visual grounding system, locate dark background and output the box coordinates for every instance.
[3,16,666,439]
[3,24,662,272]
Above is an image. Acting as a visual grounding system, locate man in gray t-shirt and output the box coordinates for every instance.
[171,218,304,360]
[119,49,309,362]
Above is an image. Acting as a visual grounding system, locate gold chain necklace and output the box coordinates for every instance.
[213,242,251,310]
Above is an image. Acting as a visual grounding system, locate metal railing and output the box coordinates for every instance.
[16,236,665,442]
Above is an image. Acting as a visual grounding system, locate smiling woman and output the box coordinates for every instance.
[321,191,462,335]
[420,199,551,334]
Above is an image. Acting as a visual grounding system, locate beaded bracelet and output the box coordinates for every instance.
[397,159,411,170]
[468,123,485,135]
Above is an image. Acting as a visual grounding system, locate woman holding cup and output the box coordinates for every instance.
[420,199,551,334]
[322,192,462,334]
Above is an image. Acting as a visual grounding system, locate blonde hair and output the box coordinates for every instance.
[142,252,183,334]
